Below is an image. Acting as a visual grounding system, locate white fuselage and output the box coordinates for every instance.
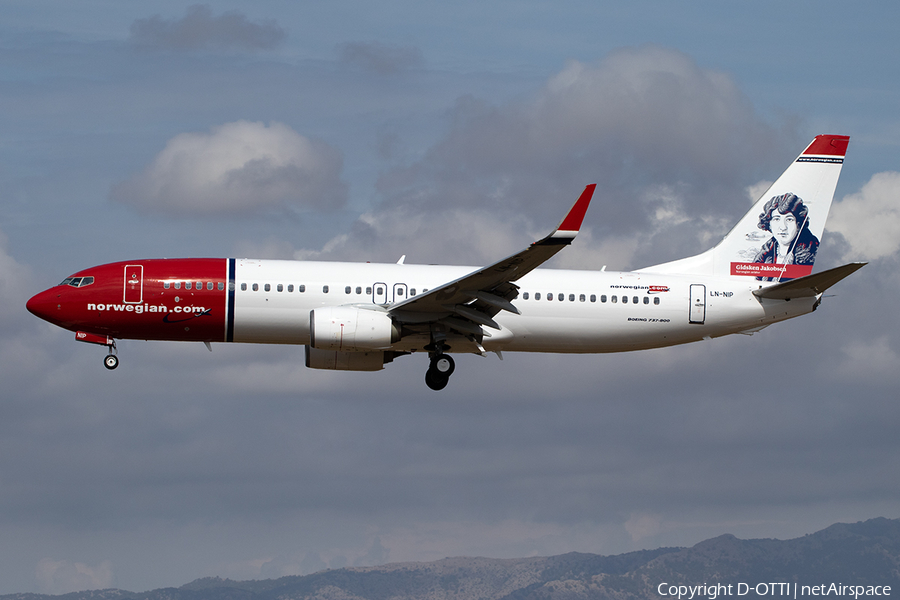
[231,259,814,353]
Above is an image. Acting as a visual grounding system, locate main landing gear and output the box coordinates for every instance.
[425,352,455,391]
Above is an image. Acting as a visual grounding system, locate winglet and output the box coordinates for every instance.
[551,184,596,240]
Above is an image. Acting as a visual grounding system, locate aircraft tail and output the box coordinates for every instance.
[645,134,849,282]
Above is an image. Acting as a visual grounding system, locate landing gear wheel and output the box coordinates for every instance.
[430,354,455,376]
[425,369,449,391]
[425,353,454,390]
[104,354,119,370]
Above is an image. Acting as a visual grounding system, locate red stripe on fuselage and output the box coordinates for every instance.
[28,259,228,342]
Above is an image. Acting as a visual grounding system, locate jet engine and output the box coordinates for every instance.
[309,306,400,352]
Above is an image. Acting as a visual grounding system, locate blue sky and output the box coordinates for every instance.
[2,1,900,594]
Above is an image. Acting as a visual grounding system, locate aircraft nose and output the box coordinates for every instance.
[26,288,61,323]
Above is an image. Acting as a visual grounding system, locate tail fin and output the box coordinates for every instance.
[645,134,849,281]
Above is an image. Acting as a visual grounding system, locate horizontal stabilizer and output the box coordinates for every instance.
[753,262,866,300]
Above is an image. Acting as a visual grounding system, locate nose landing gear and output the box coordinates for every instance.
[75,331,119,370]
[102,339,119,370]
[425,353,455,391]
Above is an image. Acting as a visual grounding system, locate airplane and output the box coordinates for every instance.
[27,134,864,390]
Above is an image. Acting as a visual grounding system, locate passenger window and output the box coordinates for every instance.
[252,283,258,291]
[643,296,649,304]
[265,284,271,292]
[612,295,617,303]
[558,293,564,301]
[357,287,363,294]
[547,292,553,301]
[288,284,294,292]
[568,294,575,302]
[323,285,329,293]
[277,284,283,292]
[185,282,192,290]
[376,286,383,295]
[164,282,170,289]
[345,286,351,294]
[174,282,181,290]
[599,295,605,303]
[208,282,214,290]
[217,282,224,290]
[409,288,415,296]
[633,296,639,304]
[535,292,541,300]
[654,297,660,305]
[366,287,372,295]
[622,295,628,304]
[241,283,247,291]
[523,292,529,300]
[229,282,235,291]
[299,284,306,292]
[579,294,585,302]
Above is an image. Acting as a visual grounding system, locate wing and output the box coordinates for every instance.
[388,184,596,344]
[752,262,866,300]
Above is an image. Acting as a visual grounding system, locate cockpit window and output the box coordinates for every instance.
[59,276,94,288]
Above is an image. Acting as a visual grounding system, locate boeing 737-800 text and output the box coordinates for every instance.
[27,134,863,390]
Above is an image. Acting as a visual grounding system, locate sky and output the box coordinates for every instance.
[2,0,900,594]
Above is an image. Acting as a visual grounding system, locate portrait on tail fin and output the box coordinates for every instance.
[718,135,848,282]
[751,192,819,281]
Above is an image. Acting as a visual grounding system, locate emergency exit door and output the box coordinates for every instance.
[689,284,706,324]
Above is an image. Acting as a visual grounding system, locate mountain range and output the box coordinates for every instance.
[4,517,898,600]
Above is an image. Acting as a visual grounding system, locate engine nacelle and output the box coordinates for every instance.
[309,306,399,352]
[305,346,390,371]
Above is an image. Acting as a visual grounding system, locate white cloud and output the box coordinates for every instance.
[293,206,532,266]
[0,229,34,330]
[407,46,773,205]
[746,180,774,205]
[111,121,347,216]
[836,336,900,381]
[827,171,900,261]
[302,46,780,273]
[533,48,763,173]
[624,513,663,543]
[35,559,113,594]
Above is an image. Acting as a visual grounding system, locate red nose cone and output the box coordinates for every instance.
[26,288,61,324]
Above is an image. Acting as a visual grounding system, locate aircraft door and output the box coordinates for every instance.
[392,283,408,303]
[689,284,706,324]
[372,282,388,304]
[124,264,143,304]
